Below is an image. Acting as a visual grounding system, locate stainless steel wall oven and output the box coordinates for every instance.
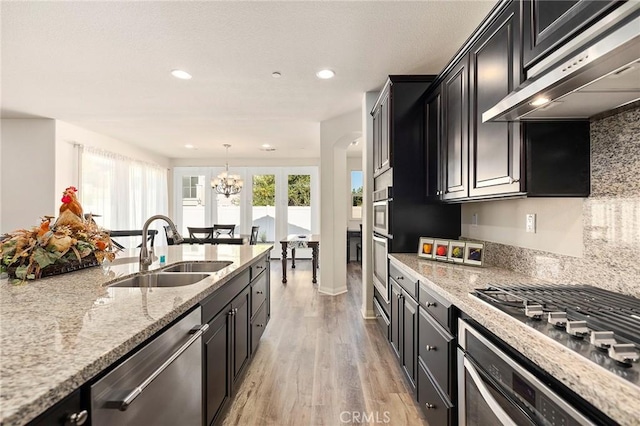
[372,233,389,303]
[372,187,392,237]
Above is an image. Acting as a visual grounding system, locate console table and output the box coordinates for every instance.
[280,234,320,284]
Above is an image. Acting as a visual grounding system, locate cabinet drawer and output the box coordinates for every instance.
[250,257,268,281]
[251,302,268,354]
[373,297,390,340]
[418,306,455,400]
[418,282,453,331]
[202,268,250,323]
[374,287,390,317]
[389,262,417,300]
[417,361,453,426]
[251,271,267,318]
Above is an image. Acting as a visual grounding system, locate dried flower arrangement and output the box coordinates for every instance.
[0,186,116,283]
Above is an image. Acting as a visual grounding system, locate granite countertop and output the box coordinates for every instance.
[389,253,639,426]
[0,243,272,426]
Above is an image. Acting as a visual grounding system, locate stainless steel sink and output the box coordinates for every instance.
[161,261,233,273]
[108,273,211,288]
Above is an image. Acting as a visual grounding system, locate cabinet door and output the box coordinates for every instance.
[372,107,381,174]
[204,309,231,426]
[424,88,442,199]
[469,1,522,198]
[402,292,417,390]
[522,0,619,68]
[390,281,402,359]
[231,287,251,384]
[442,55,469,201]
[30,389,85,426]
[380,91,391,172]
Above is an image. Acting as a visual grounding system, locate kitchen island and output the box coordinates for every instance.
[0,243,272,426]
[389,253,639,426]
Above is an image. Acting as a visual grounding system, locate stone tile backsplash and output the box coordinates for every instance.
[482,106,640,298]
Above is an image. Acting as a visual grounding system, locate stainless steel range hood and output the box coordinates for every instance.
[483,3,640,122]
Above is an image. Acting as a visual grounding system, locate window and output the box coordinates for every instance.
[252,174,276,243]
[288,174,311,235]
[182,176,201,201]
[351,170,363,219]
[81,146,168,238]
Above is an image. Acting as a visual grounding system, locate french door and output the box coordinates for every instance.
[173,166,318,258]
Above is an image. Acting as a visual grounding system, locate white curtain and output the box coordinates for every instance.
[81,146,168,244]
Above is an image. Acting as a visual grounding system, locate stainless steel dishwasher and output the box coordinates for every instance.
[91,307,207,426]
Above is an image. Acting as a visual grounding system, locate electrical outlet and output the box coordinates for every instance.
[472,213,478,227]
[526,213,536,233]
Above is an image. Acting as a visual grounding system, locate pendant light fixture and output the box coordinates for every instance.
[211,144,243,197]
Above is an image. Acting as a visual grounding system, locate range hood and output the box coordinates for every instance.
[483,4,640,122]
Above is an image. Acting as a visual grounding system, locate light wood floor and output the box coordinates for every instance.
[222,261,429,426]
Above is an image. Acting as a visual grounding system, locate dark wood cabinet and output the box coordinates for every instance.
[390,279,417,391]
[417,361,454,426]
[402,292,418,390]
[424,87,441,200]
[372,107,381,174]
[390,281,402,359]
[204,309,231,426]
[469,0,522,198]
[380,91,390,173]
[231,287,250,383]
[202,253,270,426]
[29,389,86,426]
[430,0,591,203]
[522,0,621,69]
[418,306,455,401]
[441,55,469,201]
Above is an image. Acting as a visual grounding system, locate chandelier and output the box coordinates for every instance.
[211,144,243,197]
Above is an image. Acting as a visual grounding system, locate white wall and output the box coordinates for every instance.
[1,119,56,233]
[319,109,362,296]
[461,197,584,257]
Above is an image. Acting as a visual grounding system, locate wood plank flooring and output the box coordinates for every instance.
[222,261,429,426]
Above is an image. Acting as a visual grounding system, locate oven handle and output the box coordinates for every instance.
[112,323,209,411]
[463,356,519,426]
[372,234,387,244]
[372,201,388,207]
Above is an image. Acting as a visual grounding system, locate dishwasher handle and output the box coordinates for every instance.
[113,323,209,411]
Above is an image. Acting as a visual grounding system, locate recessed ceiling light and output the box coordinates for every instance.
[171,69,192,80]
[530,97,550,107]
[184,144,195,149]
[261,144,271,148]
[271,72,282,78]
[316,69,335,79]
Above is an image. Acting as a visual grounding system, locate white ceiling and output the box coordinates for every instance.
[1,1,497,160]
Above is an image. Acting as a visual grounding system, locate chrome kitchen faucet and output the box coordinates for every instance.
[139,215,184,272]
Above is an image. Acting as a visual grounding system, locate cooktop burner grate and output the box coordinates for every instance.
[474,285,640,346]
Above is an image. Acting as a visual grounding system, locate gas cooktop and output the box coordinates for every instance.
[472,284,640,387]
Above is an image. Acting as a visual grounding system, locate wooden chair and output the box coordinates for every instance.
[187,227,214,244]
[212,224,235,238]
[249,226,260,245]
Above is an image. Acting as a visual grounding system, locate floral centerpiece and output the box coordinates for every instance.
[0,187,116,283]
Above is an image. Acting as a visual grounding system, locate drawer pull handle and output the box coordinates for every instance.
[427,302,437,307]
[426,345,437,351]
[256,291,264,294]
[256,265,264,269]
[256,323,264,327]
[425,403,435,409]
[395,276,404,280]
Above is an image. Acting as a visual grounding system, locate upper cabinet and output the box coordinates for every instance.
[522,0,621,69]
[371,76,435,181]
[424,87,441,200]
[469,0,522,198]
[441,56,470,201]
[430,0,591,203]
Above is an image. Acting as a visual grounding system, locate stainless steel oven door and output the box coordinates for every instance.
[458,320,596,426]
[372,201,389,236]
[372,234,389,303]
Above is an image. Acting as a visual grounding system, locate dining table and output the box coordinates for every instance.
[280,234,320,284]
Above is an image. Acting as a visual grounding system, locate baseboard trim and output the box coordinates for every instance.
[318,286,348,296]
[361,308,376,319]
